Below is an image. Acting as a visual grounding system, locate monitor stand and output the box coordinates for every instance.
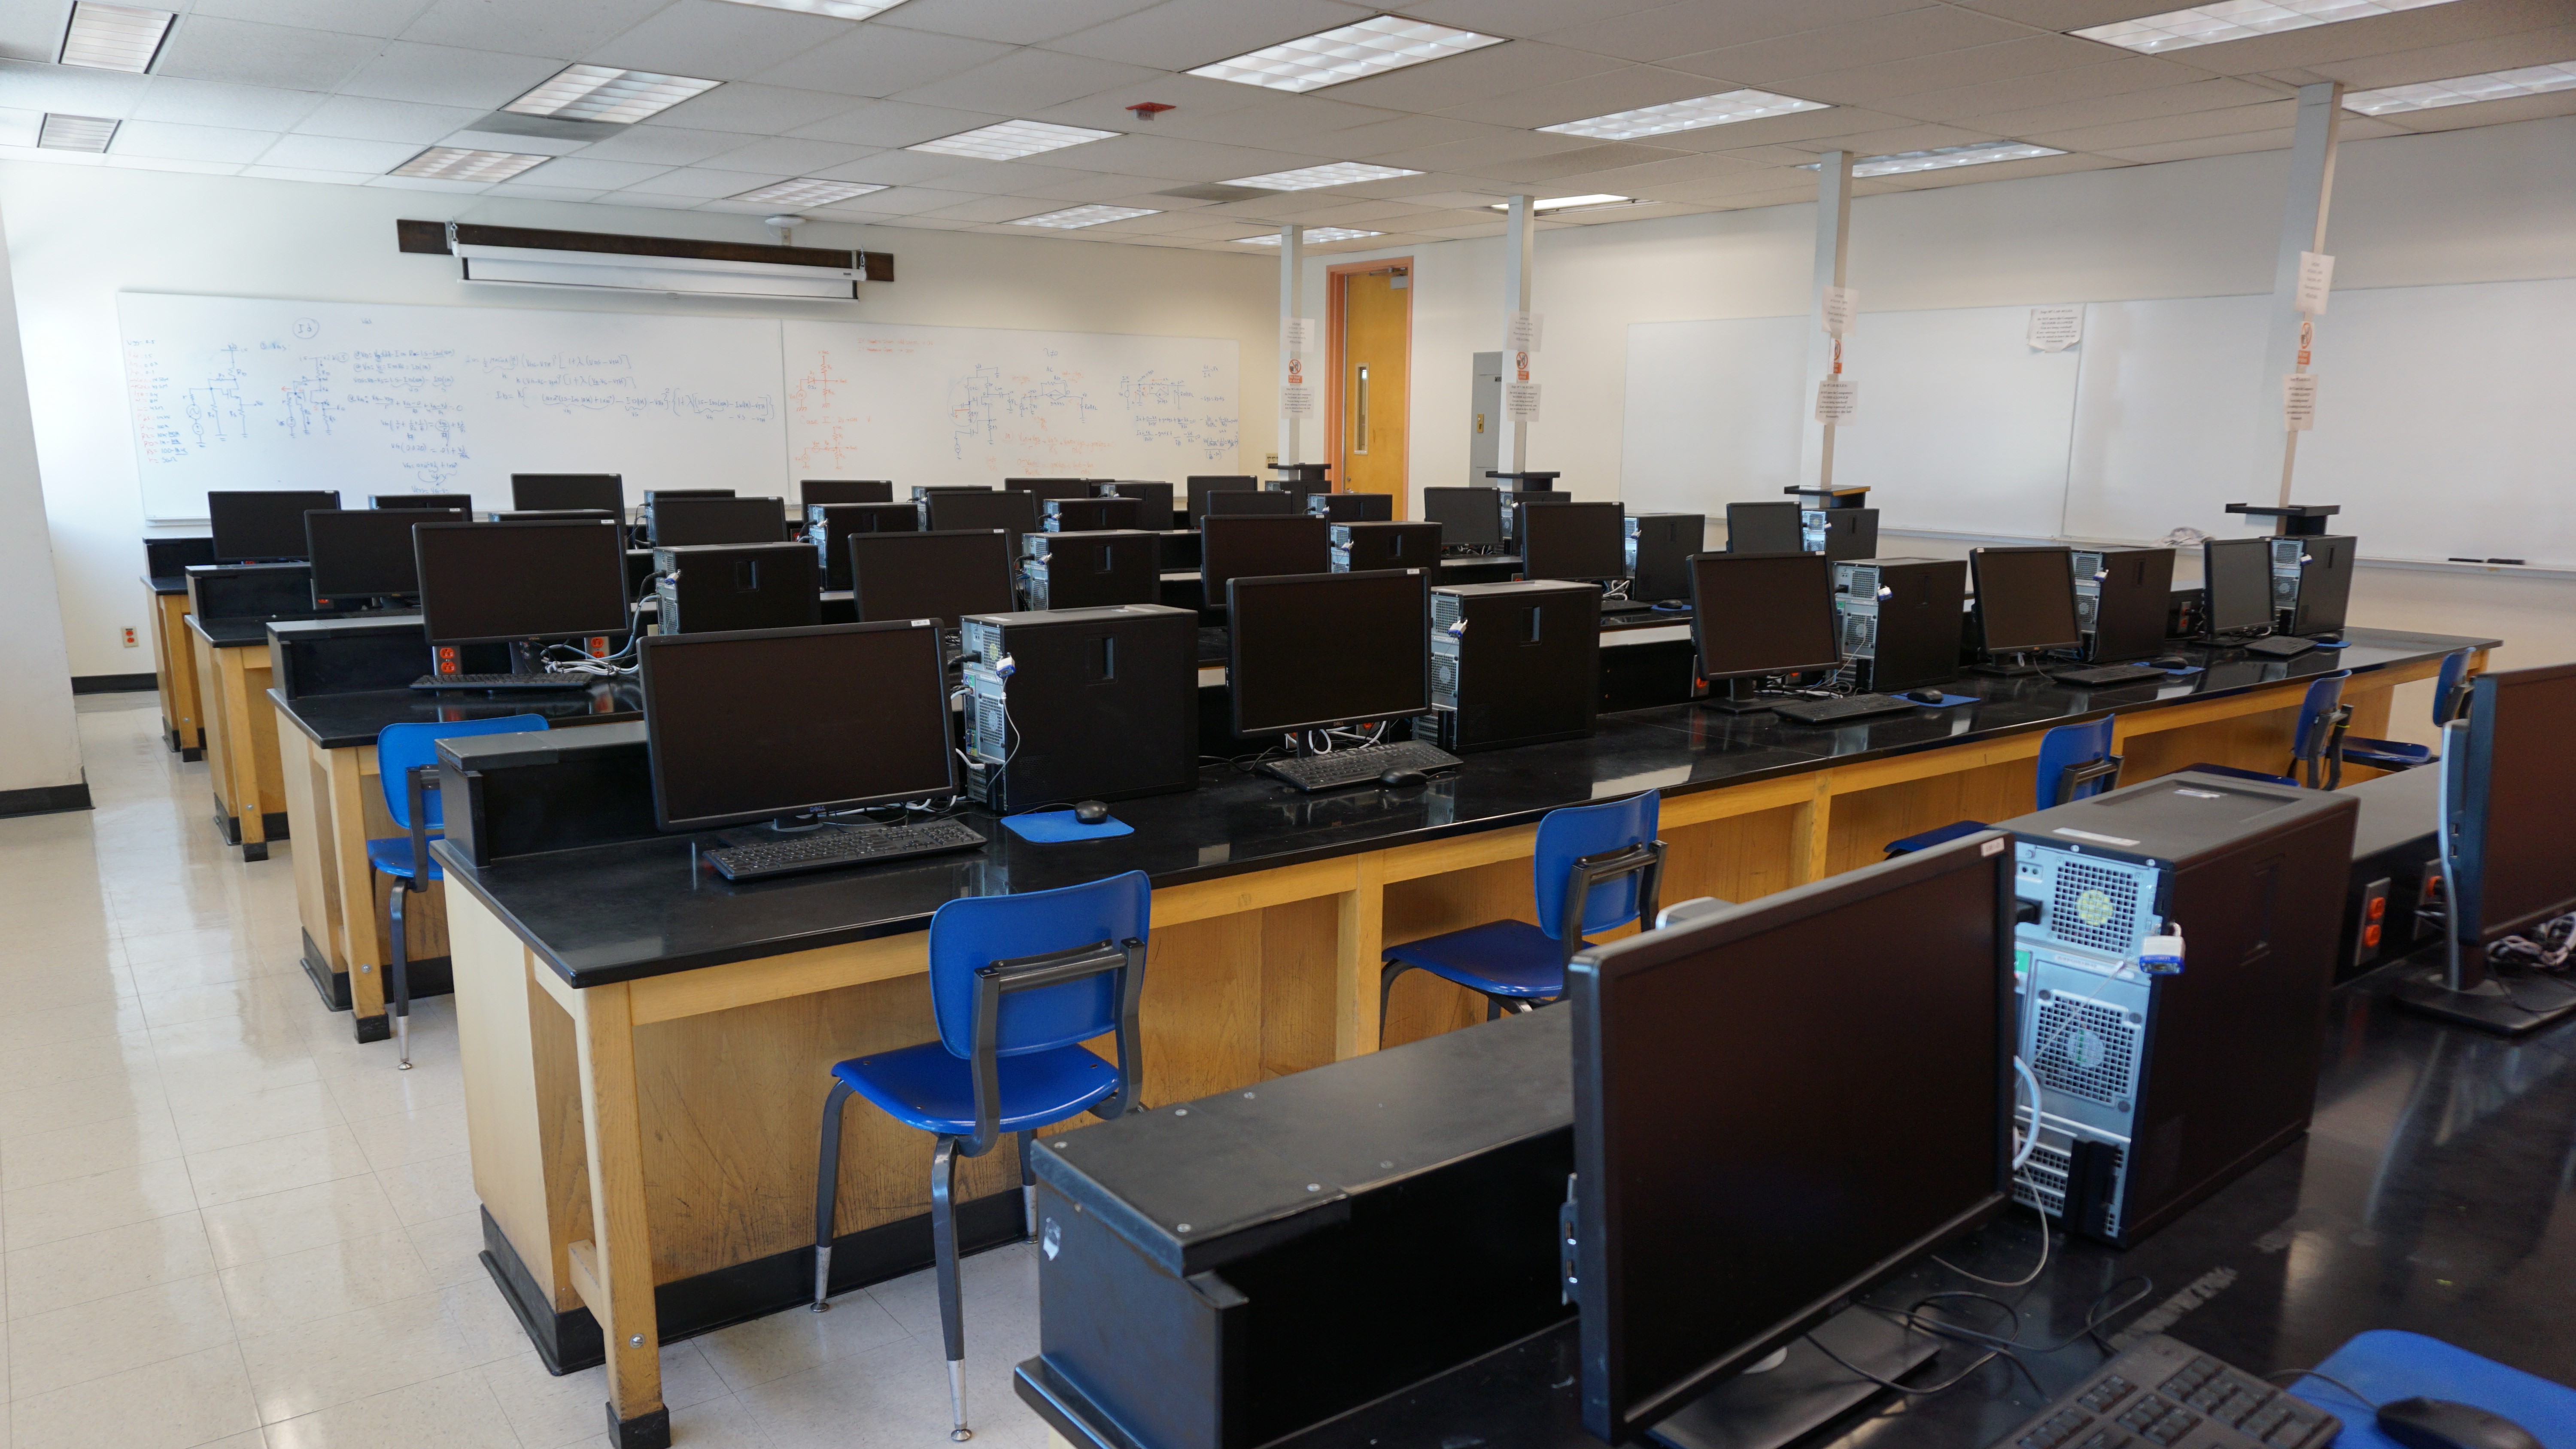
[2392,939,2576,1036]
[1646,1307,1938,1449]
[713,811,842,849]
[1966,650,2044,677]
[1701,677,1776,715]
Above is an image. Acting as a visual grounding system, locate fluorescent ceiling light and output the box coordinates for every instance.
[1540,88,1828,140]
[1010,205,1158,229]
[2344,61,2576,114]
[1235,228,1384,244]
[1188,15,1505,94]
[2072,0,2463,54]
[1801,141,2065,177]
[391,147,551,182]
[907,118,1116,161]
[1488,193,1631,213]
[713,0,904,17]
[732,177,887,206]
[58,2,173,72]
[505,64,720,125]
[1225,161,1419,191]
[38,113,120,152]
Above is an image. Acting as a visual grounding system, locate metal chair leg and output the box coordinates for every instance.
[1377,959,1410,1043]
[931,1135,971,1441]
[387,881,413,1070]
[1016,1129,1037,1243]
[810,1082,852,1312]
[1485,994,1505,1022]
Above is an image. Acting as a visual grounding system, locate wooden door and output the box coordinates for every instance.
[1332,263,1410,507]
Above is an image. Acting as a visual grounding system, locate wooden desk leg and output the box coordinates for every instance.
[280,725,349,1010]
[570,981,668,1449]
[1789,774,1834,885]
[193,630,238,845]
[216,651,270,860]
[325,745,390,1042]
[1336,853,1386,1059]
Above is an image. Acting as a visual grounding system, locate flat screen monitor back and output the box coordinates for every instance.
[849,529,1014,628]
[306,509,441,600]
[2456,663,2576,945]
[1204,490,1300,518]
[1186,476,1257,523]
[1520,501,1626,581]
[2202,538,2274,635]
[927,489,1040,553]
[801,480,892,505]
[1003,478,1091,504]
[1688,552,1839,682]
[371,494,470,512]
[1423,487,1502,546]
[210,491,341,562]
[1201,516,1331,599]
[1105,481,1176,530]
[1227,569,1429,737]
[651,497,784,546]
[1971,546,2081,655]
[413,520,629,645]
[1571,840,2013,1441]
[1725,501,1804,554]
[511,475,623,512]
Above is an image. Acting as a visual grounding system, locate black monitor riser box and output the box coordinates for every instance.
[1021,530,1161,611]
[848,529,1016,631]
[926,488,1041,555]
[1203,490,1301,519]
[1999,772,2357,1247]
[511,474,623,513]
[644,495,785,547]
[959,605,1199,811]
[370,493,471,512]
[801,480,893,505]
[186,562,322,623]
[2269,533,2355,638]
[209,490,342,562]
[1045,496,1144,533]
[806,502,919,590]
[146,536,218,581]
[2072,546,2177,663]
[1416,580,1599,752]
[1332,520,1441,572]
[1724,501,1803,555]
[652,543,822,635]
[1625,513,1702,602]
[1831,557,1965,693]
[1100,480,1176,530]
[1309,492,1393,522]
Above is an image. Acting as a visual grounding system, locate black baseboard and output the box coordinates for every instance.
[0,778,92,819]
[73,672,156,695]
[213,806,292,849]
[355,1012,389,1042]
[300,932,352,1012]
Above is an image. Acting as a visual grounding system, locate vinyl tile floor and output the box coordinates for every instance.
[0,694,1051,1449]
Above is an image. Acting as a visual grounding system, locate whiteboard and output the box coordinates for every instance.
[781,319,1239,483]
[1618,314,1803,515]
[2063,295,2268,544]
[118,293,786,520]
[1832,304,2078,539]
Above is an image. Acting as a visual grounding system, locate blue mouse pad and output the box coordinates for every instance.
[2157,665,2205,677]
[1925,693,1980,707]
[1003,810,1133,843]
[2288,1330,2576,1448]
[2313,639,2352,649]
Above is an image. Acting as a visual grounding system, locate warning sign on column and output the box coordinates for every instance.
[2281,373,2315,432]
[1505,380,1541,421]
[1814,377,1859,424]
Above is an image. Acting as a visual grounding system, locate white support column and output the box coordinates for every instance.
[2260,82,2343,506]
[1503,194,1534,475]
[1279,223,1304,467]
[1797,152,1854,492]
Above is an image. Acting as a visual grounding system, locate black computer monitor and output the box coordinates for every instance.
[809,502,919,590]
[1103,481,1176,530]
[497,509,619,522]
[1725,501,1804,554]
[849,529,1014,629]
[1046,497,1143,532]
[1004,478,1091,504]
[1311,492,1394,522]
[2202,538,2275,638]
[371,493,470,512]
[1571,836,2014,1443]
[1422,487,1502,547]
[209,490,341,562]
[413,520,630,646]
[1687,552,1840,712]
[1186,475,1257,523]
[1204,490,1300,518]
[306,509,443,603]
[511,474,624,512]
[1227,569,1430,738]
[801,479,893,505]
[926,488,1040,554]
[639,620,957,833]
[1970,545,2081,672]
[648,496,785,546]
[644,489,736,501]
[1201,515,1332,601]
[1520,501,1627,582]
[2437,664,2576,990]
[145,536,217,580]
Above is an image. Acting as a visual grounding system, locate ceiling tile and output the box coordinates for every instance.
[1884,54,2221,122]
[2364,88,2576,132]
[1792,120,2001,153]
[1561,150,1769,195]
[936,194,1067,221]
[1366,127,1610,172]
[1311,112,1496,158]
[132,77,327,130]
[1944,0,2170,27]
[906,158,1097,190]
[112,120,282,162]
[240,162,372,182]
[1108,91,1400,147]
[786,99,1003,146]
[1436,63,1727,128]
[2302,20,2576,87]
[523,155,682,188]
[890,48,1161,112]
[1774,34,2129,106]
[1535,0,1924,66]
[1662,6,2047,88]
[293,94,485,141]
[747,25,1016,97]
[0,107,39,147]
[191,0,435,39]
[258,134,425,170]
[367,172,489,191]
[829,183,988,215]
[441,125,593,154]
[338,41,564,108]
[1042,0,1378,72]
[1397,186,1510,206]
[0,3,72,67]
[585,0,855,80]
[1958,76,2279,136]
[1049,132,1315,181]
[483,181,610,200]
[103,155,248,176]
[693,134,878,173]
[1324,40,1627,113]
[571,123,762,163]
[398,0,672,60]
[812,146,983,182]
[611,161,773,194]
[599,189,711,208]
[1009,170,1177,201]
[1020,73,1274,133]
[155,17,386,91]
[1384,0,1672,40]
[1631,104,1914,152]
[873,0,1164,46]
[2093,129,2293,165]
[647,82,862,132]
[2023,97,2295,150]
[1452,139,1692,182]
[2150,0,2574,76]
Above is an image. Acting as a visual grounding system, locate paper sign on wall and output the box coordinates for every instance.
[2027,305,2083,352]
[1821,286,1859,337]
[1284,356,1315,419]
[1815,377,1859,424]
[1283,317,1317,354]
[1505,380,1541,421]
[2295,252,2334,315]
[1506,310,1544,352]
[2297,318,2314,367]
[2282,372,2316,432]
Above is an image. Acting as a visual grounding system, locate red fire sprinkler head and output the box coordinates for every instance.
[1127,102,1175,122]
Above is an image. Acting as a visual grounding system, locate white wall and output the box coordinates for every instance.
[0,162,1278,678]
[0,196,82,801]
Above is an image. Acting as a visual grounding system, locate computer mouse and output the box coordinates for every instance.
[1902,688,1948,705]
[2150,656,2196,669]
[2376,1398,2543,1449]
[1072,801,1111,826]
[1378,769,1430,788]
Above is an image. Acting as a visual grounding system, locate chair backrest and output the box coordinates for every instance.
[929,870,1151,1060]
[2035,715,2120,808]
[2432,649,2471,727]
[1533,790,1661,942]
[376,715,550,831]
[2290,671,2352,762]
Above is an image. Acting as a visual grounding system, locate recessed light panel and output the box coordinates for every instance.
[1011,205,1158,229]
[1225,161,1420,191]
[1234,228,1384,244]
[58,2,173,72]
[1188,15,1505,94]
[2073,0,2462,55]
[390,147,551,182]
[907,119,1117,161]
[38,113,120,151]
[2345,62,2576,114]
[1540,88,1828,140]
[714,0,903,18]
[732,177,888,206]
[1801,141,2065,178]
[506,65,721,125]
[1487,194,1632,213]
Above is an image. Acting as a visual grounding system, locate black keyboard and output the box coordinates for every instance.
[2050,663,2171,687]
[703,819,987,881]
[1259,740,1462,793]
[1772,693,1926,725]
[1599,599,1656,614]
[2243,636,2315,659]
[1990,1335,2338,1449]
[411,672,598,691]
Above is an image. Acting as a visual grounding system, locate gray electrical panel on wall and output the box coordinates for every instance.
[1469,351,1502,486]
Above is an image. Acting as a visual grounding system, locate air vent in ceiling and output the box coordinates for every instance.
[1157,183,1274,204]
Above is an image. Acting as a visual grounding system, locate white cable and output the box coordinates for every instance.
[1935,1194,2051,1288]
[2011,1055,2041,1172]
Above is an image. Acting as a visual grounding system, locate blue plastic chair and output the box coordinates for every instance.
[1886,716,2123,856]
[2184,670,2351,789]
[812,871,1150,1442]
[369,716,549,1068]
[2341,649,2472,772]
[1379,792,1663,1031]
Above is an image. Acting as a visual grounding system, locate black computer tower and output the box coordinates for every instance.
[1830,557,1965,693]
[653,544,820,634]
[1415,581,1600,752]
[1309,493,1392,522]
[1624,513,1703,603]
[1046,496,1145,532]
[1332,521,1442,572]
[1808,507,1879,560]
[958,605,1199,811]
[1100,481,1176,530]
[1999,773,2357,1247]
[1205,491,1301,518]
[1021,529,1160,610]
[2072,546,2177,663]
[2271,534,2354,637]
[806,502,917,589]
